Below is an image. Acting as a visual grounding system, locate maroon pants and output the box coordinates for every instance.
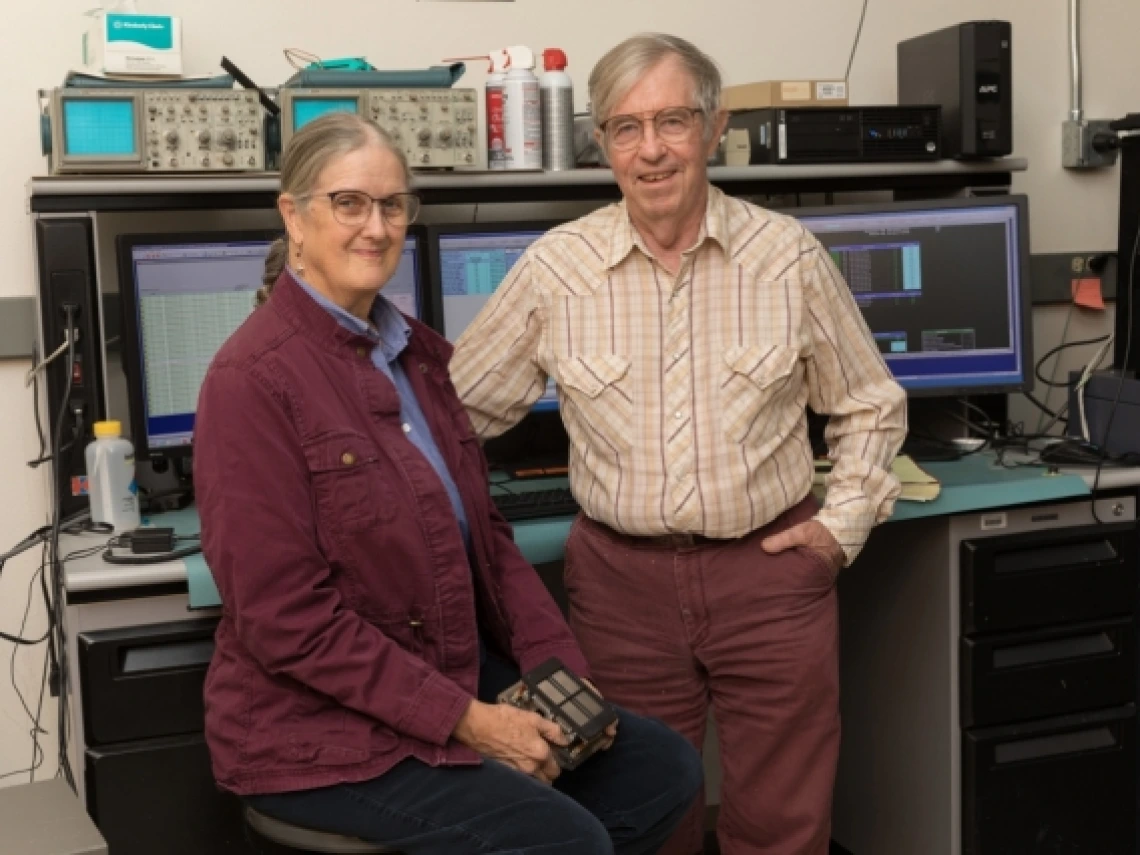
[564,496,839,855]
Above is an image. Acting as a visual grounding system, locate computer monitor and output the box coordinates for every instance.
[794,195,1032,397]
[118,228,426,459]
[429,221,565,411]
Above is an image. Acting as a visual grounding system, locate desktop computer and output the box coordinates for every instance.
[796,195,1032,396]
[116,227,426,463]
[426,200,1031,473]
[429,222,565,413]
[427,221,577,519]
[794,195,1033,459]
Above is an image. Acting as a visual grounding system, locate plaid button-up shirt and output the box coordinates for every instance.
[451,186,907,563]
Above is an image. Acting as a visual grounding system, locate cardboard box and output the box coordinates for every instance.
[722,80,848,112]
[83,11,182,76]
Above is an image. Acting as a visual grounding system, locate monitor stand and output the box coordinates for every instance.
[808,396,1007,463]
[904,395,1007,461]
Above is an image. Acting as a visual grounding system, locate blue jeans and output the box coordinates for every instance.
[247,653,704,854]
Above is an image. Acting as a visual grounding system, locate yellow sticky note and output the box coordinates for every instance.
[890,454,941,502]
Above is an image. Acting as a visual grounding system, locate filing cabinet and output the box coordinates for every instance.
[959,519,1137,854]
[78,617,254,855]
[831,496,1139,855]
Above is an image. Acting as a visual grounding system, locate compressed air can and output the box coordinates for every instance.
[540,48,575,171]
[485,49,509,170]
[499,46,542,171]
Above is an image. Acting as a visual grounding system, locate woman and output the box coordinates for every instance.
[194,112,701,855]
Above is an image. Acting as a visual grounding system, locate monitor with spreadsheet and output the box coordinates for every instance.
[117,228,425,459]
[429,222,565,411]
[794,195,1032,396]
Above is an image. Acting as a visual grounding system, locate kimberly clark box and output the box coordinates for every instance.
[83,12,182,76]
[722,80,848,112]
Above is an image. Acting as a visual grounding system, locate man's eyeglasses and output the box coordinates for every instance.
[306,190,421,227]
[600,107,704,151]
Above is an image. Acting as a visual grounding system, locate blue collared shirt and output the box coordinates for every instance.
[290,268,470,547]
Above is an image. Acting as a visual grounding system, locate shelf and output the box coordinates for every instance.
[27,158,1027,213]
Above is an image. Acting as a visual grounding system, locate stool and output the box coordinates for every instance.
[244,804,403,854]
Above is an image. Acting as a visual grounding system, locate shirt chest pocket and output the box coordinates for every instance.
[557,354,634,452]
[303,431,396,537]
[720,344,800,445]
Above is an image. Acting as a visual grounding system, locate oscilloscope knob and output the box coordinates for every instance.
[165,129,180,147]
[222,153,235,166]
[198,129,212,145]
[219,128,236,148]
[417,128,431,145]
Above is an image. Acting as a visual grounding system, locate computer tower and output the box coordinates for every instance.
[898,20,1012,159]
[35,217,107,519]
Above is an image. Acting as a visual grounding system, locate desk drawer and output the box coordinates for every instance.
[961,521,1136,634]
[962,704,1135,855]
[86,733,254,855]
[961,616,1135,728]
[79,618,217,746]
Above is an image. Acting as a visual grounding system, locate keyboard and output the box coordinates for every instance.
[492,487,579,522]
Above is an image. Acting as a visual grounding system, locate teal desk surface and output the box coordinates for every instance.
[61,454,1109,610]
[888,453,1090,522]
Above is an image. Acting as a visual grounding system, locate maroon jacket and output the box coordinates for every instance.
[195,273,588,795]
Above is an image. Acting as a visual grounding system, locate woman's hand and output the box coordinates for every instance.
[453,700,568,784]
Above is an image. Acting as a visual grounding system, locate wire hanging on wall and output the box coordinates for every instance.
[845,0,871,82]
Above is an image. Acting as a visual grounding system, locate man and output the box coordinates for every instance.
[451,33,906,855]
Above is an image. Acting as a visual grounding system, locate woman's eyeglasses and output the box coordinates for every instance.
[307,190,422,227]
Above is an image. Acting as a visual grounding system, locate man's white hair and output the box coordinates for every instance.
[588,33,722,141]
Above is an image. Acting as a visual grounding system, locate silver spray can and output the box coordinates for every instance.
[540,48,575,171]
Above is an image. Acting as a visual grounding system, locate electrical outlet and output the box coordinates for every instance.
[1029,252,1118,305]
[1062,119,1120,168]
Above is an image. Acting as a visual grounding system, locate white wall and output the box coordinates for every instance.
[1,0,1137,784]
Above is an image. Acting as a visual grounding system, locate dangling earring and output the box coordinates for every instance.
[294,240,305,275]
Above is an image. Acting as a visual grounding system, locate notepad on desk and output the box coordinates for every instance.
[813,454,942,503]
